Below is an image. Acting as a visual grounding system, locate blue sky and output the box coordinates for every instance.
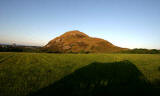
[0,0,160,49]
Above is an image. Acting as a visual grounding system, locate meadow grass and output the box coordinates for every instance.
[0,52,160,96]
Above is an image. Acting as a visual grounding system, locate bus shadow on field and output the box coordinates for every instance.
[30,60,154,96]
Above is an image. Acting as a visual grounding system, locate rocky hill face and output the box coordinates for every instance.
[44,30,127,53]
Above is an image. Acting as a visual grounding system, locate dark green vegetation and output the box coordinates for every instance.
[1,44,160,54]
[121,48,160,54]
[0,53,160,96]
[0,45,42,53]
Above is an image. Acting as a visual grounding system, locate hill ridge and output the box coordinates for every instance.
[44,30,127,53]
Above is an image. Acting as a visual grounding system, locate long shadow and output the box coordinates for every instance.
[30,60,154,96]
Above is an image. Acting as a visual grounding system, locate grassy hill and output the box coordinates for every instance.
[44,30,127,53]
[0,52,160,96]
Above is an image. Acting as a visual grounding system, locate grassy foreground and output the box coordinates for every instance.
[0,52,160,96]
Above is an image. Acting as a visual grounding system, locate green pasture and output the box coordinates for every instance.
[0,52,160,96]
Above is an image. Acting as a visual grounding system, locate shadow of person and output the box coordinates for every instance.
[30,60,152,96]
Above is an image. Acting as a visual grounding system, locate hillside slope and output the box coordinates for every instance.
[44,30,127,53]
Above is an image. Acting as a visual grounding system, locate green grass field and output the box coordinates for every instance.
[0,52,160,96]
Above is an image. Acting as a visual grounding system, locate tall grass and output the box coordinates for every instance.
[0,52,160,96]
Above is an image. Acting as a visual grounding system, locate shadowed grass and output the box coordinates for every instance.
[30,60,153,96]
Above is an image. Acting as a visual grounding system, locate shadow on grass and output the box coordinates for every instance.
[30,60,156,96]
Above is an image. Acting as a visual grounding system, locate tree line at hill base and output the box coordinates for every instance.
[120,48,160,54]
[0,45,160,54]
[0,45,42,53]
